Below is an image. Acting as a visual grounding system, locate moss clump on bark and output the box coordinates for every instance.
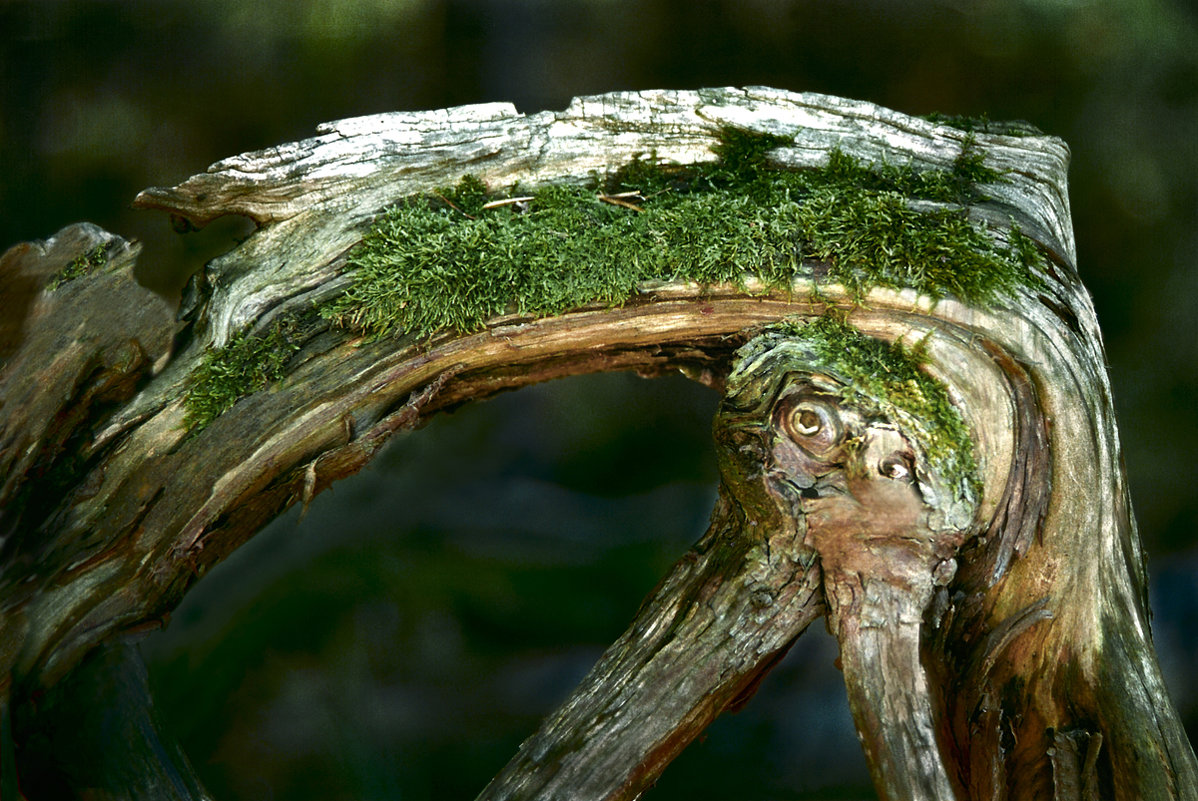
[184,317,301,430]
[323,127,1042,341]
[47,245,108,291]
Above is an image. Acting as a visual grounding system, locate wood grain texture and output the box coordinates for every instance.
[0,87,1191,800]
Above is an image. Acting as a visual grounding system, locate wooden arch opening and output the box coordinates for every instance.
[1,87,1194,801]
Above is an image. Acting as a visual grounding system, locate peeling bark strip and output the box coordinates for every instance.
[0,87,1193,799]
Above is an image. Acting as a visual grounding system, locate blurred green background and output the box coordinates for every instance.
[3,1,1197,798]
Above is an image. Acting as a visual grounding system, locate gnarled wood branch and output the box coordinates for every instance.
[0,87,1192,800]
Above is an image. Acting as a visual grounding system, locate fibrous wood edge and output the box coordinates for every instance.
[0,86,1192,800]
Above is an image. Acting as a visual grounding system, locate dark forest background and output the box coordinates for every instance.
[3,1,1197,799]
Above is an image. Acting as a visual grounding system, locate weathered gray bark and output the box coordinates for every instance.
[0,87,1193,799]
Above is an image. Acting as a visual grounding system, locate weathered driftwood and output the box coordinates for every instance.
[0,87,1194,800]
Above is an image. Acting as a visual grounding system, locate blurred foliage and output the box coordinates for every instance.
[3,0,1197,797]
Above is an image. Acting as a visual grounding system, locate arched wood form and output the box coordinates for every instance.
[0,87,1193,800]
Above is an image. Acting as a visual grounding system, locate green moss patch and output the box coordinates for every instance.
[184,316,301,430]
[323,128,1042,341]
[766,314,979,503]
[47,244,108,291]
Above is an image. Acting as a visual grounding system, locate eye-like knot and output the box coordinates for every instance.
[878,452,915,482]
[778,397,843,458]
[791,407,822,435]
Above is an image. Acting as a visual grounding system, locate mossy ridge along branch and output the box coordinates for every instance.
[323,127,1044,342]
[921,111,1045,138]
[184,127,1048,431]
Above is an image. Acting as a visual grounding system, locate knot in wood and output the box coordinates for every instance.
[715,325,978,596]
[718,322,978,535]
